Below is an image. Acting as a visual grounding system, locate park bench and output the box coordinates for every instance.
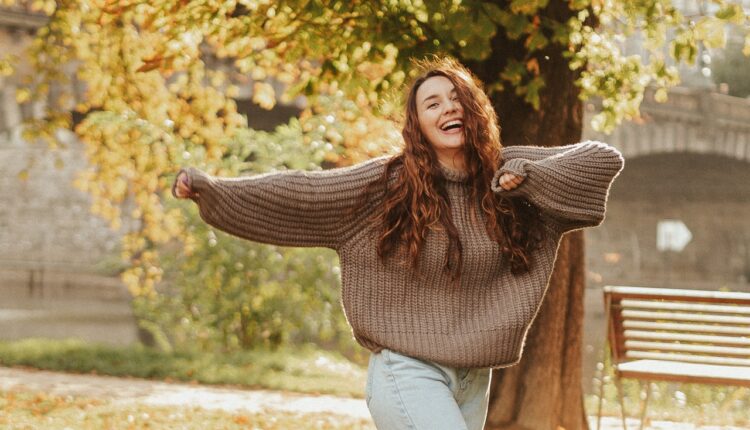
[596,285,750,430]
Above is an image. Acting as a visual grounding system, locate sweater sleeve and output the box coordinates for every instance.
[491,140,625,232]
[176,156,389,250]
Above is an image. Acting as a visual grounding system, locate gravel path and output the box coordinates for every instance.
[0,366,745,429]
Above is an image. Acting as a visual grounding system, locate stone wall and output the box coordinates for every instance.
[0,129,121,271]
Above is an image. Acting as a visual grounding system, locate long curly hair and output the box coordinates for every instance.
[361,57,545,280]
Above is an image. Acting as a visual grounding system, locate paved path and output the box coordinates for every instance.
[0,366,371,419]
[0,366,745,429]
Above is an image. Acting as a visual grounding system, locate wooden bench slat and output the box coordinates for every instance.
[604,286,750,304]
[621,310,750,325]
[616,359,750,386]
[620,300,750,315]
[623,321,750,335]
[625,330,750,346]
[624,340,750,357]
[625,351,750,366]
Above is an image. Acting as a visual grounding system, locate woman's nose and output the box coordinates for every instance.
[444,100,458,113]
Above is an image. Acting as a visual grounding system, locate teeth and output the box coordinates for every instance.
[442,120,462,130]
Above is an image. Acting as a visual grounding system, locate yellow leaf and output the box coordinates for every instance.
[15,88,31,103]
[526,58,540,75]
[0,59,13,77]
[654,88,668,103]
[226,85,240,98]
[252,82,276,110]
[694,17,726,49]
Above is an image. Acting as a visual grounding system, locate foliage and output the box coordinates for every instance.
[0,338,367,398]
[567,1,747,131]
[3,0,749,346]
[0,390,374,429]
[127,116,377,358]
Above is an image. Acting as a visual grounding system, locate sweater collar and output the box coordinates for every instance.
[438,163,470,183]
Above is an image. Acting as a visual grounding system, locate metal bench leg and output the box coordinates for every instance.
[596,366,606,430]
[614,375,628,430]
[638,381,651,430]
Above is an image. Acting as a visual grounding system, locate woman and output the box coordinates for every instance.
[173,57,624,430]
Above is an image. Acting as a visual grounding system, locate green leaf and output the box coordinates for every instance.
[500,59,527,86]
[482,2,505,25]
[461,35,492,61]
[525,30,549,52]
[549,21,571,45]
[504,13,532,40]
[520,76,545,110]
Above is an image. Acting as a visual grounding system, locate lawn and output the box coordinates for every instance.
[0,338,366,398]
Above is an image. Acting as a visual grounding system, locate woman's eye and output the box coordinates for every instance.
[428,103,438,109]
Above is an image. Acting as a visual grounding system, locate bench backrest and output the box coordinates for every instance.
[603,286,750,367]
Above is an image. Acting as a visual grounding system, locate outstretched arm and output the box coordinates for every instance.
[172,156,389,250]
[491,140,625,232]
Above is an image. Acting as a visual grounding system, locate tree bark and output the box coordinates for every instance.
[484,233,587,430]
[466,2,596,429]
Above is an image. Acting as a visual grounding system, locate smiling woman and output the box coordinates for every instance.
[172,56,624,430]
[415,75,466,170]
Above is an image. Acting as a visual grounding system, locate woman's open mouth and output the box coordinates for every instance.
[440,119,463,134]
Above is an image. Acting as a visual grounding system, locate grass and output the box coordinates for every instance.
[586,370,750,428]
[12,339,749,428]
[0,338,366,398]
[0,389,375,430]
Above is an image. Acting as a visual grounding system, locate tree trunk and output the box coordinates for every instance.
[484,233,588,430]
[466,2,597,429]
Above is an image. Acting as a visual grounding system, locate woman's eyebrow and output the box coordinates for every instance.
[420,89,457,107]
[421,94,440,106]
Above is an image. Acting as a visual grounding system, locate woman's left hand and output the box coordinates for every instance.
[498,173,525,191]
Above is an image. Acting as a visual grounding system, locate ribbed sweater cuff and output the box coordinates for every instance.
[173,167,213,201]
[490,158,528,193]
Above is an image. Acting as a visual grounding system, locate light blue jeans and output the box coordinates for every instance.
[365,349,492,430]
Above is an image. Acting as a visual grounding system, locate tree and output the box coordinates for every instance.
[5,0,749,428]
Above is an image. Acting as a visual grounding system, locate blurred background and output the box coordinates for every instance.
[1,0,750,428]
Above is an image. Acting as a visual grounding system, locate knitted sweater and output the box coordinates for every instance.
[178,140,624,368]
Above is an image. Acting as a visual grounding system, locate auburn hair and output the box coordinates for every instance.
[359,57,545,280]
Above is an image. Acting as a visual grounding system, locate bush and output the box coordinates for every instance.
[134,118,365,364]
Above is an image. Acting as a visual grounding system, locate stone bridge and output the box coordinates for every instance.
[588,86,750,162]
[582,85,750,292]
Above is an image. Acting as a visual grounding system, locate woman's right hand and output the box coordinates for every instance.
[172,170,195,199]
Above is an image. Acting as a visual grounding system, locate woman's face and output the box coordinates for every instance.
[415,75,465,160]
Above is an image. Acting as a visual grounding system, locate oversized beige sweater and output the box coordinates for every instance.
[178,140,624,368]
